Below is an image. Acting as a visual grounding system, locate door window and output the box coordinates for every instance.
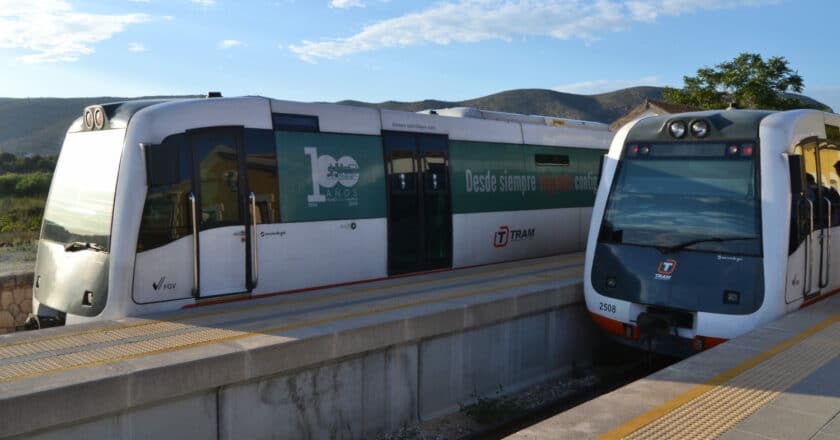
[194,131,242,228]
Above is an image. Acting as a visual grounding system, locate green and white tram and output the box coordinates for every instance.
[31,95,612,327]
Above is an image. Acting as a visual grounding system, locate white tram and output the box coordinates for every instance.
[585,108,840,356]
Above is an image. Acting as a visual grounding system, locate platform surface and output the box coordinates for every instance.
[0,253,585,437]
[507,292,840,440]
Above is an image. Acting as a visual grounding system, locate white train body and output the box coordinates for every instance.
[585,109,840,355]
[32,96,612,326]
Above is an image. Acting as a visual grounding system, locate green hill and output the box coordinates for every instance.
[0,87,828,156]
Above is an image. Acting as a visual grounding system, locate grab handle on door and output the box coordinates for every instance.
[250,192,258,287]
[189,192,199,297]
[821,197,831,288]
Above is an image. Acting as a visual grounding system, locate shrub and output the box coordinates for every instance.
[14,172,52,196]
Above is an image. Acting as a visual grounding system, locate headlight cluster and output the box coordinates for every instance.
[83,106,108,130]
[668,119,709,139]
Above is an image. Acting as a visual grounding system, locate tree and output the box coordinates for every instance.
[663,53,825,111]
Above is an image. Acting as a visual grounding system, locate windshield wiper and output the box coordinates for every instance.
[64,241,107,253]
[657,236,758,254]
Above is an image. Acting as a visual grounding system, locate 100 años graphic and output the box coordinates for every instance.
[305,147,360,207]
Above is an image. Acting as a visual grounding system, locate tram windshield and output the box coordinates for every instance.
[599,142,761,256]
[41,129,125,251]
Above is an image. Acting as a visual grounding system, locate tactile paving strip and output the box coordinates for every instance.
[0,327,250,382]
[0,258,583,384]
[617,319,840,440]
[0,256,573,358]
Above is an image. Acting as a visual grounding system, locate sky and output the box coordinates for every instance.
[1,0,839,113]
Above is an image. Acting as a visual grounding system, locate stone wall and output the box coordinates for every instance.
[0,272,33,334]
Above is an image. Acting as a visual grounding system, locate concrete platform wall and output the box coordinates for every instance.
[19,289,601,439]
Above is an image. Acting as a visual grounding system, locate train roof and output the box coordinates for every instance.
[417,106,610,131]
[626,109,776,143]
[67,95,615,150]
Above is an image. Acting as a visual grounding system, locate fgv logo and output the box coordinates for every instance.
[153,276,176,291]
[305,147,360,206]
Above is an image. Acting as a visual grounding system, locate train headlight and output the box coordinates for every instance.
[690,120,709,138]
[84,108,95,130]
[93,107,105,129]
[668,121,687,138]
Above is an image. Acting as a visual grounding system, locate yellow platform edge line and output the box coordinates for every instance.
[0,269,581,384]
[0,255,579,350]
[598,311,840,440]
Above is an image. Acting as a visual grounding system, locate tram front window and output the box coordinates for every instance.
[599,142,761,256]
[41,130,125,251]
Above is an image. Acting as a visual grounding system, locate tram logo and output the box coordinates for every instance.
[494,225,535,248]
[494,226,510,247]
[304,147,360,207]
[655,259,677,281]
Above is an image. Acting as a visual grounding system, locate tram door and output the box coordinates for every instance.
[792,140,836,300]
[189,127,250,297]
[384,132,452,275]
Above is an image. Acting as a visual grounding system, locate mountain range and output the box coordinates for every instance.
[0,87,827,156]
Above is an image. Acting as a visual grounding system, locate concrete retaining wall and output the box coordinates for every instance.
[0,272,32,333]
[12,284,602,439]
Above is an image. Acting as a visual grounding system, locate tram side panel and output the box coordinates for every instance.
[260,130,388,294]
[130,121,607,312]
[132,127,389,304]
[132,130,603,306]
[450,140,601,267]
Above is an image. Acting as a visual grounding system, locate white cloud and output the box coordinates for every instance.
[0,0,151,63]
[218,39,243,49]
[290,0,777,62]
[330,0,365,8]
[555,76,662,95]
[128,42,146,52]
[192,0,216,5]
[624,0,779,22]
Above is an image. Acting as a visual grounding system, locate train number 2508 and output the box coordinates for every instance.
[599,302,617,314]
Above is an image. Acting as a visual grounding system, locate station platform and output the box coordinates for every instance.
[508,292,840,439]
[0,253,592,438]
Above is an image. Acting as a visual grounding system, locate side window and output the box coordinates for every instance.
[535,154,570,167]
[423,154,447,193]
[790,145,810,255]
[244,129,280,224]
[137,134,192,251]
[819,146,840,227]
[390,151,416,194]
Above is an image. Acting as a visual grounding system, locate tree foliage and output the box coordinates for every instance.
[0,153,56,174]
[0,172,52,196]
[663,53,825,111]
